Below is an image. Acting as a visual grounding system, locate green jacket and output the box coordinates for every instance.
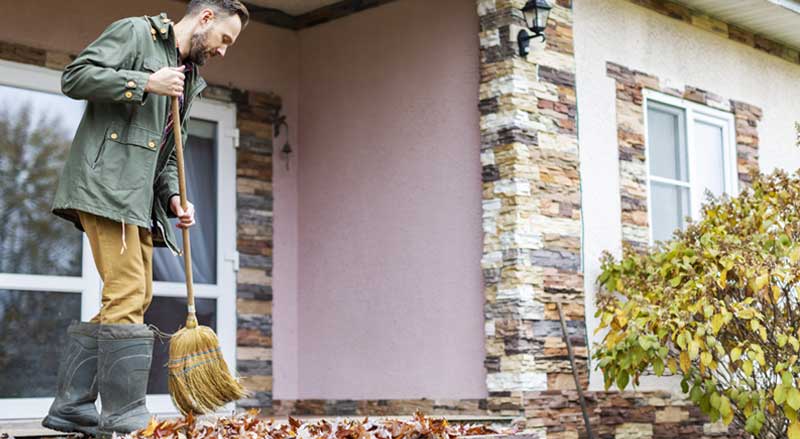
[52,13,207,255]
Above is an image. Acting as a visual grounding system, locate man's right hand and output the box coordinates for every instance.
[144,65,185,97]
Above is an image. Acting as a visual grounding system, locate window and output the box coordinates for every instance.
[0,59,238,419]
[644,90,737,244]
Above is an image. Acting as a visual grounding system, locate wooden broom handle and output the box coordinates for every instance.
[172,96,197,328]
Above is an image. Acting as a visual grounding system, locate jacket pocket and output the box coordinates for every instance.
[85,134,108,169]
[142,56,164,73]
[99,124,161,191]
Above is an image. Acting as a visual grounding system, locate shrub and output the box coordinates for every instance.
[594,169,800,438]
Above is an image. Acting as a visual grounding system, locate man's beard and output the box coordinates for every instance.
[188,30,211,66]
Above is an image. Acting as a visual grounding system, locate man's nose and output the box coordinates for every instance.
[215,47,227,57]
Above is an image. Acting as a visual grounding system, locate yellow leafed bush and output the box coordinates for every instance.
[595,169,800,438]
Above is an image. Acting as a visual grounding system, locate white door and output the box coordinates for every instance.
[145,98,238,416]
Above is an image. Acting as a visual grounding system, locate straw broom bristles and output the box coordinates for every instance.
[167,319,249,415]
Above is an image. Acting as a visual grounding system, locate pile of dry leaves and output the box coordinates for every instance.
[118,410,509,439]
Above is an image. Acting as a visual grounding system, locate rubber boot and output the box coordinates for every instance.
[96,323,155,438]
[42,321,100,436]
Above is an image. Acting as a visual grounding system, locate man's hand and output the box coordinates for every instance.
[170,195,196,229]
[145,65,186,97]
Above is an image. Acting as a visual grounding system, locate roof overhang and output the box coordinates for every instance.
[236,0,400,30]
[675,0,800,49]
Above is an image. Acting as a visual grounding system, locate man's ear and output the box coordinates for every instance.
[200,8,215,24]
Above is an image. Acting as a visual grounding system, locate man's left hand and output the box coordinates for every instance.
[170,195,196,229]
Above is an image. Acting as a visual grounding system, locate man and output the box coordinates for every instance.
[42,1,248,437]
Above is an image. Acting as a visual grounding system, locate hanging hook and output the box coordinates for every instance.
[271,107,291,171]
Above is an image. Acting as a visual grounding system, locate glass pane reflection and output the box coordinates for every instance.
[0,84,84,276]
[0,289,82,397]
[153,119,218,285]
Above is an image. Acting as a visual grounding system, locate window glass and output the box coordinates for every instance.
[647,105,687,182]
[0,85,84,276]
[693,121,726,198]
[153,119,218,284]
[0,289,82,397]
[650,182,690,242]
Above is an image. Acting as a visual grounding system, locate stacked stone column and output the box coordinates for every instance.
[477,0,586,427]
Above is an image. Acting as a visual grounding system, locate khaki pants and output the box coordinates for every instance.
[78,211,154,324]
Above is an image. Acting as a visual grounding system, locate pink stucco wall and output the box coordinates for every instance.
[296,0,486,398]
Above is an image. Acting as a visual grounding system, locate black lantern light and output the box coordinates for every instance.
[518,0,552,56]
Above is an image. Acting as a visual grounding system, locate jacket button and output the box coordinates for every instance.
[160,28,167,34]
[125,91,133,99]
[127,81,136,88]
[110,132,118,140]
[148,141,156,148]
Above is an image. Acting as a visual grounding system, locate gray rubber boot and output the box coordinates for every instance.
[97,324,155,438]
[42,321,100,437]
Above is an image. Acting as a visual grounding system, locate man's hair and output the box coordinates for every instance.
[186,0,250,28]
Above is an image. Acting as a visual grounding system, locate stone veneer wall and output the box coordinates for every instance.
[523,390,745,438]
[228,88,280,412]
[0,40,278,415]
[606,61,762,249]
[477,0,586,412]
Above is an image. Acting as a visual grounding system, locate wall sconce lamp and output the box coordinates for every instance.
[518,0,552,57]
[271,108,292,171]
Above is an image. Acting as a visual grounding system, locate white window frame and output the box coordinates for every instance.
[642,89,738,245]
[0,59,239,419]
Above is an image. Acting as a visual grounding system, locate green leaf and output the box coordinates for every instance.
[719,396,733,425]
[689,340,700,360]
[616,370,629,390]
[775,385,787,404]
[710,392,721,410]
[711,314,723,334]
[690,385,703,403]
[742,360,753,377]
[701,351,712,367]
[653,358,664,376]
[745,414,761,434]
[788,388,800,411]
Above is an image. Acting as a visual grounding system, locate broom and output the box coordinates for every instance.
[167,95,249,415]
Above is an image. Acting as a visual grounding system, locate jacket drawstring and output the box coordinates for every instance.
[120,219,128,255]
